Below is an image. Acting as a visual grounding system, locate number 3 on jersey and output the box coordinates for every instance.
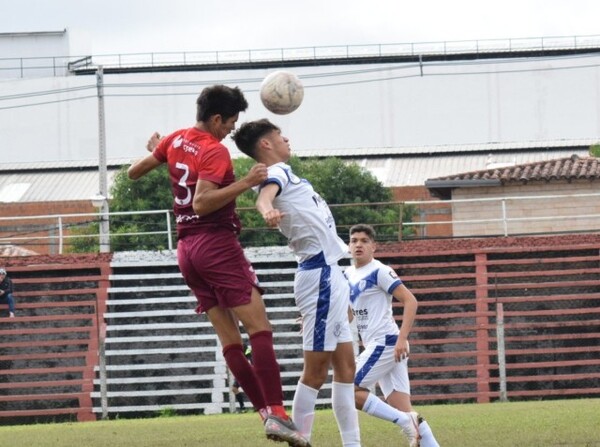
[174,162,192,205]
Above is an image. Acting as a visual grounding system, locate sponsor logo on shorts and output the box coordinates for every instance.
[333,322,342,337]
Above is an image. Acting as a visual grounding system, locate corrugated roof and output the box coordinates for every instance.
[0,168,120,203]
[290,138,598,158]
[0,158,135,172]
[0,144,595,203]
[0,158,133,203]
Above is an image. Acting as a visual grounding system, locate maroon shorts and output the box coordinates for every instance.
[177,227,262,314]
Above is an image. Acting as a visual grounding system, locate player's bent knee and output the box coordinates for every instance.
[354,387,370,409]
[300,367,329,389]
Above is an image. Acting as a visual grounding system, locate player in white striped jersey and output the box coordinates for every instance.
[345,224,440,447]
[233,119,361,447]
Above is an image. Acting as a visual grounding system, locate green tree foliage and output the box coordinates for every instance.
[590,144,600,157]
[69,156,413,252]
[294,157,400,241]
[68,164,174,252]
[67,222,100,253]
[109,164,174,251]
[235,156,414,246]
[234,157,288,246]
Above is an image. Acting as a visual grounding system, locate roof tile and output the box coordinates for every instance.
[429,154,600,184]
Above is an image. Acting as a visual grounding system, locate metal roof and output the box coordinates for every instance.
[0,158,135,172]
[291,138,598,158]
[0,167,120,203]
[0,158,134,203]
[0,142,594,203]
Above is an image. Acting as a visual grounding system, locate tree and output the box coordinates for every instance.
[68,164,174,252]
[293,157,401,239]
[69,156,413,252]
[234,157,288,247]
[235,156,413,246]
[109,164,175,251]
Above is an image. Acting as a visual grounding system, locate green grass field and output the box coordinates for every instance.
[1,399,598,447]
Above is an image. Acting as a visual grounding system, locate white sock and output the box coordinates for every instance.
[362,392,411,426]
[419,420,440,447]
[292,381,319,441]
[332,381,361,447]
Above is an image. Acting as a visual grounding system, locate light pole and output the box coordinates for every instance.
[95,65,110,253]
[91,193,110,253]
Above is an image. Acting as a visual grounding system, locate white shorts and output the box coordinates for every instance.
[354,339,411,397]
[295,262,353,352]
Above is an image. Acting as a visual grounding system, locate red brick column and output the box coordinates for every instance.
[78,260,111,422]
[474,252,491,403]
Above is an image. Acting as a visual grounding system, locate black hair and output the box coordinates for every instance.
[232,118,280,159]
[349,224,376,241]
[196,85,248,122]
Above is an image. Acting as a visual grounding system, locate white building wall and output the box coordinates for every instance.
[0,30,72,78]
[451,181,600,236]
[0,53,599,164]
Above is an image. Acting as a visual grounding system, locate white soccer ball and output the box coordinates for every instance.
[260,70,304,115]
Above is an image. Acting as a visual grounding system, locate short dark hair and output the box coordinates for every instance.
[349,224,376,241]
[232,118,280,159]
[196,85,248,122]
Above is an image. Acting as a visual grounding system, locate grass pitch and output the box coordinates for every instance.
[0,398,598,447]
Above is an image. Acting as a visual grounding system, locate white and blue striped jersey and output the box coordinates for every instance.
[344,259,402,345]
[261,162,348,265]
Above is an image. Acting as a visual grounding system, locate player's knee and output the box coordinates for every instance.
[300,368,328,389]
[333,364,356,383]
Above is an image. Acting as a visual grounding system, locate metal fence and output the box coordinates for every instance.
[402,191,600,238]
[2,34,600,78]
[1,191,599,254]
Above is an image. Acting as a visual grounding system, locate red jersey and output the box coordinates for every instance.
[153,127,241,238]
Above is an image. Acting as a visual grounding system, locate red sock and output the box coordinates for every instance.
[222,344,266,412]
[249,331,284,408]
[269,404,289,420]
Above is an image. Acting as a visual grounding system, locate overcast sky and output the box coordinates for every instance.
[2,0,600,55]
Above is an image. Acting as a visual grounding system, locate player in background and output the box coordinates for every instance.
[231,343,253,412]
[127,86,309,447]
[233,119,361,447]
[345,224,441,447]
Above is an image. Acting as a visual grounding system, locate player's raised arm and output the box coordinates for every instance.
[192,163,267,217]
[128,132,164,180]
[256,182,284,227]
[146,131,162,152]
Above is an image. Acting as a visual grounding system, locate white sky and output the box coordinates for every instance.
[2,0,600,55]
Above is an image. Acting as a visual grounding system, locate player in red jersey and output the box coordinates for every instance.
[128,85,309,447]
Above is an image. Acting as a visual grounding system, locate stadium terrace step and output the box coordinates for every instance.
[2,237,599,421]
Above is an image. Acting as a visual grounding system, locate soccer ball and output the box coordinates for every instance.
[260,70,304,115]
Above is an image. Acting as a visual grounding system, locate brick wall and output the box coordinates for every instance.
[0,201,98,255]
[391,186,452,238]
